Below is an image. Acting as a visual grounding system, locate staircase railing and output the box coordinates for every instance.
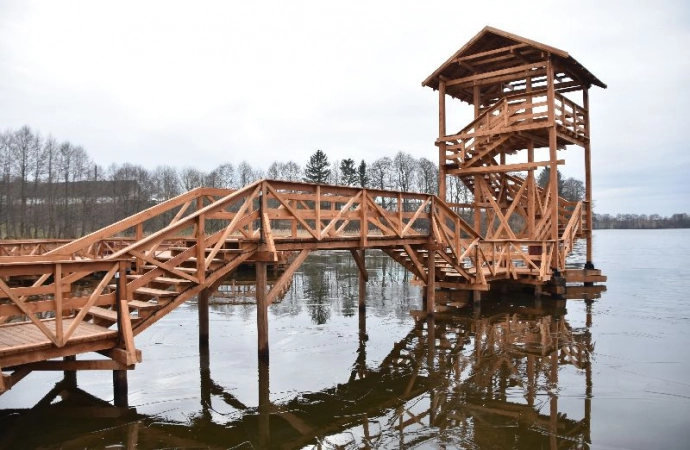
[559,200,584,268]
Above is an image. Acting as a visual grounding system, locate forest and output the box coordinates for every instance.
[0,125,684,238]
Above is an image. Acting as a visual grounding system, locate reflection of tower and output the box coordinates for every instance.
[425,300,592,449]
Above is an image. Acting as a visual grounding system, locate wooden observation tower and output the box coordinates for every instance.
[423,26,606,276]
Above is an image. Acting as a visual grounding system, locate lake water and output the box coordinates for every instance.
[1,229,689,449]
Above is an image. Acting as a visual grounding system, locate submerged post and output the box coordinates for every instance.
[63,355,77,388]
[198,288,209,349]
[113,370,128,407]
[358,249,366,312]
[256,261,269,361]
[426,248,436,316]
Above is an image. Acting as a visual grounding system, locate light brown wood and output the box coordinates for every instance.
[0,28,606,396]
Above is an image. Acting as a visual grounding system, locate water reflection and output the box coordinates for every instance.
[0,292,594,449]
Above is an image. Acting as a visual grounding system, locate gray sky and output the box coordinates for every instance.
[1,0,688,216]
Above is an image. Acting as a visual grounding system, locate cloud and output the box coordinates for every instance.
[0,0,688,215]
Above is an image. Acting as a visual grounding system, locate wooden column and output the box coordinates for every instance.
[258,358,270,448]
[547,57,560,269]
[527,140,536,237]
[438,79,447,200]
[583,87,594,266]
[113,369,128,407]
[473,85,482,234]
[199,339,211,420]
[63,355,76,388]
[196,197,206,284]
[426,247,435,316]
[198,288,209,349]
[256,261,269,360]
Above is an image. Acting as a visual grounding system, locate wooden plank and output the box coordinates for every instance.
[134,287,176,297]
[448,159,564,175]
[87,306,118,322]
[266,249,310,305]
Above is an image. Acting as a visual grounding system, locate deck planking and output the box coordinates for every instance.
[0,318,117,357]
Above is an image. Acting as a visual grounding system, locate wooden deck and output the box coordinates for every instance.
[0,318,117,358]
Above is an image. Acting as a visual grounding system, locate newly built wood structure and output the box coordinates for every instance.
[424,26,606,273]
[0,27,605,397]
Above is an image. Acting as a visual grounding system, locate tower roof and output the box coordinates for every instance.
[422,26,606,103]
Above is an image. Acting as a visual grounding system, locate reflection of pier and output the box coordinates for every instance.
[1,297,594,449]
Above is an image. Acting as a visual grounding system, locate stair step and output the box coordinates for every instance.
[128,300,160,310]
[87,306,119,322]
[134,287,177,297]
[154,277,192,285]
[141,265,198,274]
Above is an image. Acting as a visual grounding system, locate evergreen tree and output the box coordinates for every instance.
[536,167,565,196]
[358,159,369,188]
[339,158,357,186]
[303,149,331,184]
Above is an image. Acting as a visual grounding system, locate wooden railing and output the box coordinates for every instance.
[554,93,587,140]
[0,179,575,350]
[0,239,72,257]
[558,200,584,268]
[0,258,139,364]
[440,90,587,167]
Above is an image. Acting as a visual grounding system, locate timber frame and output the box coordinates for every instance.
[0,27,607,397]
[423,26,606,272]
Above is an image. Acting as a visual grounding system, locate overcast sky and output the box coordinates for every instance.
[1,0,688,215]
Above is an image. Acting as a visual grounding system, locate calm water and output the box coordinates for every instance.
[1,229,689,449]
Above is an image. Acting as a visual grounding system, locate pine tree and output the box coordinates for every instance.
[536,167,565,196]
[303,149,331,184]
[339,158,357,186]
[358,159,369,187]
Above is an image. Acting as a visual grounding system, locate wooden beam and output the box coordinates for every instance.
[349,249,369,282]
[266,249,310,305]
[446,62,546,87]
[21,359,132,371]
[448,160,564,175]
[256,261,269,360]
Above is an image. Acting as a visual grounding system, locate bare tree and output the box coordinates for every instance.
[416,157,438,195]
[0,130,12,237]
[152,165,181,201]
[206,163,235,189]
[179,166,206,191]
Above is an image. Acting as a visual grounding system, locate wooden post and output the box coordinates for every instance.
[426,247,435,316]
[583,87,594,267]
[199,338,211,420]
[361,190,368,248]
[256,261,269,361]
[55,263,63,346]
[113,369,128,407]
[198,288,209,349]
[527,140,535,237]
[358,250,366,312]
[135,223,143,273]
[473,85,482,234]
[547,57,560,269]
[63,355,76,388]
[196,197,206,284]
[438,79,447,200]
[258,357,270,448]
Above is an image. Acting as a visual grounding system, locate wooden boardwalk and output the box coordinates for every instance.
[0,26,606,398]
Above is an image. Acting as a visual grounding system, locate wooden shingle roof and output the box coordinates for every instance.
[422,26,606,103]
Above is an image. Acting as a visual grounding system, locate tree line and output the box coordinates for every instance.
[593,213,690,229]
[0,126,459,238]
[2,125,683,239]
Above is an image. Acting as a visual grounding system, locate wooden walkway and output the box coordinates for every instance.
[0,179,604,395]
[0,26,610,398]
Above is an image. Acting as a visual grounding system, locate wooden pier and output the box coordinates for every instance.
[0,27,605,398]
